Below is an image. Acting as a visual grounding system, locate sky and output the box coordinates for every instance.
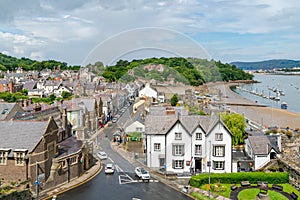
[0,0,299,66]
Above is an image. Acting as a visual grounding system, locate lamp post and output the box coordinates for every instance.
[208,141,211,200]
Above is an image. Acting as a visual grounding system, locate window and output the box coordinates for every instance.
[0,151,7,165]
[213,161,225,170]
[136,127,143,132]
[213,146,225,157]
[69,156,78,165]
[154,143,161,151]
[196,132,202,140]
[172,160,184,169]
[215,133,223,141]
[172,145,184,156]
[175,132,182,140]
[15,152,25,166]
[195,145,202,155]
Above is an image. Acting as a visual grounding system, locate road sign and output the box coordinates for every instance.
[35,180,39,186]
[207,161,211,167]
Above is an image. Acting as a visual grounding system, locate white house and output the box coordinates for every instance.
[139,83,158,99]
[244,134,281,170]
[125,121,145,134]
[145,108,232,174]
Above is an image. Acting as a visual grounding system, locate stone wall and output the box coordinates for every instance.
[279,134,300,190]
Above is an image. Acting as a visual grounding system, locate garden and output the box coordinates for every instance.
[189,172,300,200]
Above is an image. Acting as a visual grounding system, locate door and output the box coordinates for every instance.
[195,157,202,173]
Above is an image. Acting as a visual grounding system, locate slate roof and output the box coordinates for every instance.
[0,102,17,120]
[56,136,83,158]
[0,120,48,157]
[23,81,37,90]
[247,135,280,155]
[145,113,220,136]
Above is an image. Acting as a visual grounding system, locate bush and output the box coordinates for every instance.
[189,172,289,188]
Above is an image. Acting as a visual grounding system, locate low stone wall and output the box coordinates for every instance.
[278,159,300,190]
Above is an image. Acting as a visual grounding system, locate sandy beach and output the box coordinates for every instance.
[207,82,300,130]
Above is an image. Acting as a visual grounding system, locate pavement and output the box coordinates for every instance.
[40,159,102,200]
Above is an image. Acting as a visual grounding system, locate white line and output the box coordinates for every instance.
[115,164,124,172]
[108,157,114,163]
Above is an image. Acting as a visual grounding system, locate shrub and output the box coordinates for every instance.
[286,131,293,138]
[189,172,289,188]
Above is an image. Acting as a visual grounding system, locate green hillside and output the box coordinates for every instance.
[0,53,80,71]
[101,57,253,86]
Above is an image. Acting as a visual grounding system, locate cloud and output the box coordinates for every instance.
[0,0,299,64]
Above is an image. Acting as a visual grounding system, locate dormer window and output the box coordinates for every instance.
[14,150,26,166]
[0,150,8,165]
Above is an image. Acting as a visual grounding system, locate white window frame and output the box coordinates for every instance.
[195,145,202,155]
[175,132,182,140]
[154,143,161,152]
[174,160,184,169]
[14,152,25,166]
[213,161,225,170]
[196,132,202,140]
[173,145,184,156]
[0,151,8,165]
[213,145,225,157]
[215,133,223,141]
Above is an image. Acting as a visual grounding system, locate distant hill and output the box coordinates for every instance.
[231,59,300,70]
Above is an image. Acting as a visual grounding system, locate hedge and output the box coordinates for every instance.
[189,172,289,188]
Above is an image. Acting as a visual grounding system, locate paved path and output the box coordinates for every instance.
[230,185,295,200]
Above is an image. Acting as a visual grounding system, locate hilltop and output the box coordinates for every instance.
[231,59,300,70]
[100,57,253,86]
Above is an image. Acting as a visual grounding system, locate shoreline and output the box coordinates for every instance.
[207,82,300,130]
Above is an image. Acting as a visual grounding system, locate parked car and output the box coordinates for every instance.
[112,117,118,123]
[97,151,107,160]
[135,167,150,181]
[105,163,115,174]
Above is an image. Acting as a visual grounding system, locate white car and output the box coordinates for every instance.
[97,151,107,160]
[105,163,115,174]
[135,167,150,180]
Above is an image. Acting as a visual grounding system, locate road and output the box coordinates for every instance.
[57,103,191,200]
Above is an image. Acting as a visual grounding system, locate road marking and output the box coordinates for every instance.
[115,164,124,172]
[108,157,114,163]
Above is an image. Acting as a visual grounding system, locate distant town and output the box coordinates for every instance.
[0,55,299,200]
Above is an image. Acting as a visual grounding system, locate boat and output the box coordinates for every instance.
[281,102,288,109]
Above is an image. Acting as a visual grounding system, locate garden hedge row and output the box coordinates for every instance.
[189,172,289,188]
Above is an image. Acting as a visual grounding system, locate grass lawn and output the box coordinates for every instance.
[198,183,300,199]
[279,183,300,196]
[238,188,288,200]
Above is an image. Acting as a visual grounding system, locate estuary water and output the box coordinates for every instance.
[233,73,300,114]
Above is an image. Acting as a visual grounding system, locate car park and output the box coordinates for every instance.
[135,167,150,181]
[97,151,107,160]
[105,163,115,174]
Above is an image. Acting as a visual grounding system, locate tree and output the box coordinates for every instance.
[62,91,72,99]
[170,94,179,106]
[221,113,246,146]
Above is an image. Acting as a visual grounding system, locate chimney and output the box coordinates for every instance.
[165,107,175,115]
[61,107,68,134]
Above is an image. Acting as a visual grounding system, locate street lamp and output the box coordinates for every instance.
[208,141,212,199]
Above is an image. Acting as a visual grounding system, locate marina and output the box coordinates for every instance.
[233,74,300,114]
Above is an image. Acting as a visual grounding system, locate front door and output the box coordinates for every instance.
[195,157,202,173]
